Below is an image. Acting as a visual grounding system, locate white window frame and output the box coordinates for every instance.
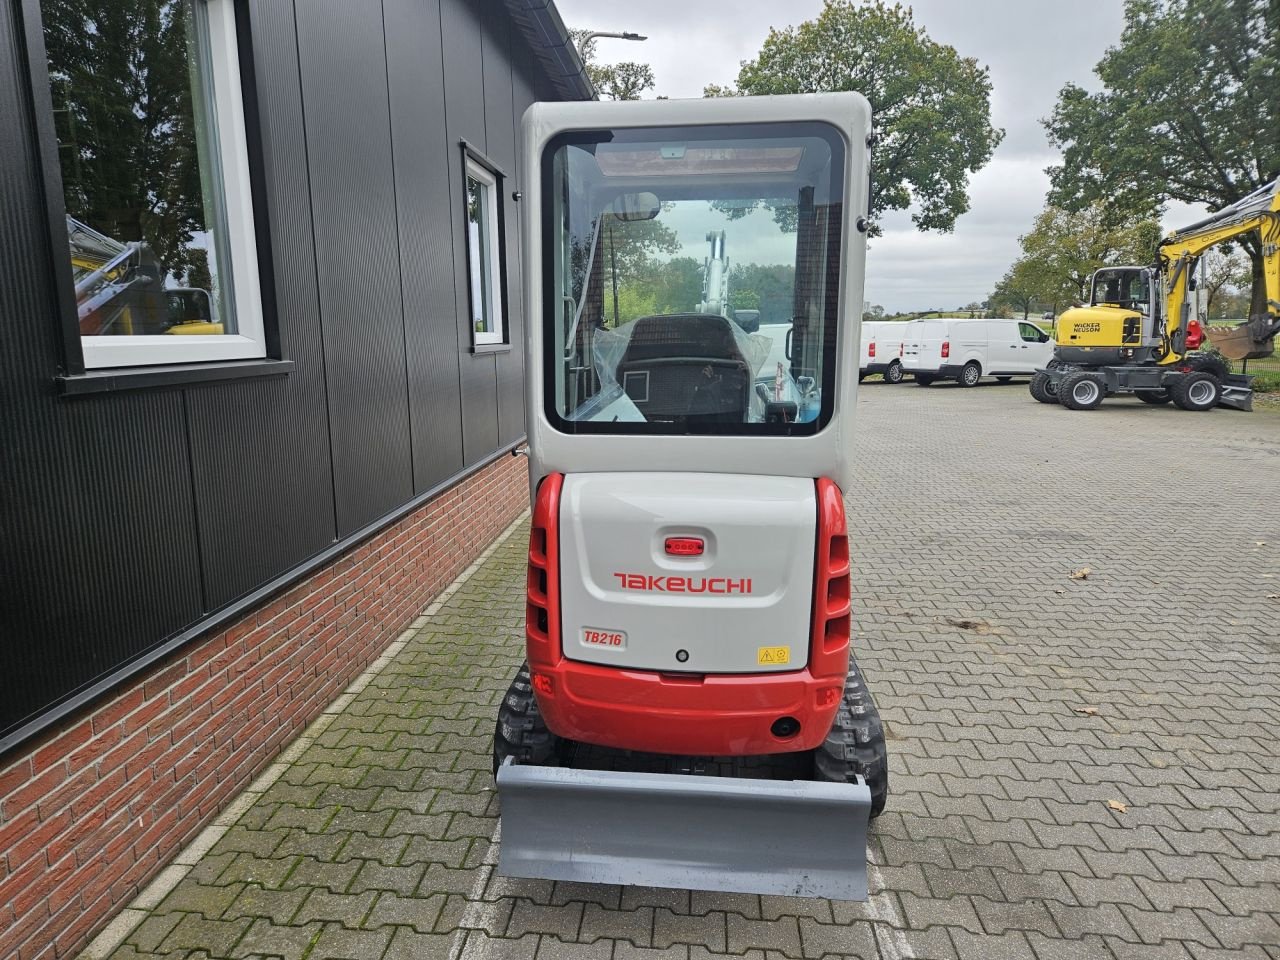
[464,157,506,347]
[79,0,264,370]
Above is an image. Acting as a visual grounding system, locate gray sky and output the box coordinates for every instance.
[555,0,1202,313]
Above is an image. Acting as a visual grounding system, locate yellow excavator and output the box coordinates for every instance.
[1032,177,1280,411]
[68,216,221,337]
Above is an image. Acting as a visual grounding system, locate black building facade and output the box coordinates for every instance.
[1,0,588,751]
[0,2,587,952]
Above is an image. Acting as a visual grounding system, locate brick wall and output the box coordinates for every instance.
[0,451,528,960]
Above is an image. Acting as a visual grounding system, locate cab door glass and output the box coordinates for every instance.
[543,123,846,436]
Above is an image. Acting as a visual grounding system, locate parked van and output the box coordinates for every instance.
[901,318,1053,386]
[859,321,907,383]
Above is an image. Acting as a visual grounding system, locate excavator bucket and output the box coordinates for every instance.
[1206,317,1278,361]
[496,760,871,900]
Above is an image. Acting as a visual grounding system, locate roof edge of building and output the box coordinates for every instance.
[502,0,597,102]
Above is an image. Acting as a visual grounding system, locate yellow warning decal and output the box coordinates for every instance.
[757,646,790,665]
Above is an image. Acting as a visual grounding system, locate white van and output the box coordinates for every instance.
[901,318,1053,387]
[858,321,907,383]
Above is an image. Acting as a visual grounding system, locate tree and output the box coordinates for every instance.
[712,0,1002,233]
[1199,247,1251,317]
[1014,204,1161,307]
[727,263,796,323]
[701,83,740,99]
[570,30,656,101]
[990,262,1045,321]
[1044,0,1279,314]
[44,0,207,283]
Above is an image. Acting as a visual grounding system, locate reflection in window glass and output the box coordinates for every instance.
[43,0,233,338]
[544,125,845,435]
[465,160,504,345]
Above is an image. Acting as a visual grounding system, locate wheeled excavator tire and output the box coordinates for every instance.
[1184,353,1230,382]
[813,660,889,819]
[1170,370,1221,412]
[493,662,562,775]
[1029,371,1058,404]
[1059,371,1106,410]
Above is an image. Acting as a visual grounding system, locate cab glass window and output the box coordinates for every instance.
[542,123,846,435]
[1090,269,1149,309]
[1018,322,1047,342]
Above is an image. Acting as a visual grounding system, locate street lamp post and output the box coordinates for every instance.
[576,30,647,50]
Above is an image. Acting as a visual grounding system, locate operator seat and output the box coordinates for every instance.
[616,314,752,426]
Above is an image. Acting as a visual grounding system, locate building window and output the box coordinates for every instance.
[464,156,506,346]
[41,0,264,369]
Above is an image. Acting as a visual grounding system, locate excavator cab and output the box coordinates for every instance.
[495,93,882,900]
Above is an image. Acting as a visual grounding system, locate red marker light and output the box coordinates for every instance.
[816,686,841,707]
[664,537,705,557]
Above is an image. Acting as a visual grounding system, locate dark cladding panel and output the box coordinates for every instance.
[0,3,204,743]
[295,0,414,536]
[187,376,336,610]
[384,0,465,493]
[442,0,500,465]
[483,1,526,448]
[187,0,337,609]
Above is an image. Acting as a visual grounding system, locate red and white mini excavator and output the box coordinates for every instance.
[494,93,886,900]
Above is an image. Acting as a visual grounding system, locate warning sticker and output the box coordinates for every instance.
[757,646,790,665]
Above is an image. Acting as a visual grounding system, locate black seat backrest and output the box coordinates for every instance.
[617,314,751,423]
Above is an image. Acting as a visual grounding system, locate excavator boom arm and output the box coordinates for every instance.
[1158,179,1280,362]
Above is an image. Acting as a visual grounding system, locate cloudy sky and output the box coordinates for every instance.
[555,0,1202,313]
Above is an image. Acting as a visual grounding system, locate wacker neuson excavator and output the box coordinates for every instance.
[1032,177,1280,411]
[492,93,885,900]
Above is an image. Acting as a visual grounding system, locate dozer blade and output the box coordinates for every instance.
[496,761,871,900]
[1219,374,1255,412]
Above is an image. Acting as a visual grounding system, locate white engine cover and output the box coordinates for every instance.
[559,473,816,674]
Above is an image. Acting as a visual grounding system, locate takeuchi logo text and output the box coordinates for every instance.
[613,574,753,594]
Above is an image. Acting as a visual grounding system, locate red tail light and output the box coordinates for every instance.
[899,342,903,357]
[527,474,563,674]
[868,341,876,358]
[1186,319,1204,350]
[810,479,851,682]
[664,537,704,557]
[941,340,950,359]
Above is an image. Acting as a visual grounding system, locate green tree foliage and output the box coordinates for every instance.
[44,0,207,283]
[990,261,1045,320]
[1044,0,1279,312]
[713,0,1003,233]
[728,263,796,323]
[1010,204,1162,308]
[1200,247,1254,318]
[570,30,656,101]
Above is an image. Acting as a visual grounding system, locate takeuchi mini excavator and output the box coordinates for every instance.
[492,93,885,900]
[1033,177,1280,411]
